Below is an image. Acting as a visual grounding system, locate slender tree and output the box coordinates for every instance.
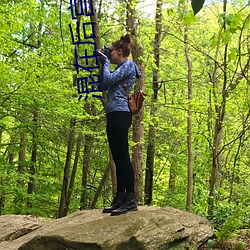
[145,0,163,205]
[184,24,193,212]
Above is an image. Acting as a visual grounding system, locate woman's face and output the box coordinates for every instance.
[109,46,124,64]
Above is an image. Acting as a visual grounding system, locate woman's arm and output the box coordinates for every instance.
[102,58,133,86]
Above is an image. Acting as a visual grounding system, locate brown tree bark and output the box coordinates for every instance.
[208,0,228,216]
[58,118,75,218]
[80,134,93,210]
[126,0,145,202]
[90,0,118,198]
[168,165,176,190]
[64,132,82,215]
[144,0,163,205]
[91,163,110,209]
[7,137,15,164]
[27,3,43,208]
[0,194,4,215]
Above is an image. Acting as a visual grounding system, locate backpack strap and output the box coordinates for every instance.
[123,80,129,100]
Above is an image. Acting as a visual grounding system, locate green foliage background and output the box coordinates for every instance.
[0,0,249,239]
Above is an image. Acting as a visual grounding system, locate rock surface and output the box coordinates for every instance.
[0,214,48,243]
[0,206,214,250]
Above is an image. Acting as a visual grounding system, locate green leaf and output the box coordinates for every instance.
[191,0,205,15]
[221,29,232,44]
[181,10,196,26]
[228,48,238,61]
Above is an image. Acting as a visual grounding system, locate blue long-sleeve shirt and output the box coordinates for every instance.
[99,58,142,114]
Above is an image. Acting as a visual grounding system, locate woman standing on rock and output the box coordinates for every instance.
[98,34,142,216]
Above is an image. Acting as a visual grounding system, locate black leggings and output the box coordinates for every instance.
[106,111,134,192]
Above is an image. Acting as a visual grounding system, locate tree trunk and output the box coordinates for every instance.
[80,134,93,210]
[27,110,38,208]
[7,137,15,164]
[18,135,26,187]
[168,95,177,190]
[88,0,101,49]
[109,149,117,196]
[58,0,85,218]
[168,165,176,190]
[27,1,43,208]
[208,0,228,216]
[90,0,118,199]
[91,163,110,209]
[126,0,145,202]
[64,132,82,215]
[0,193,4,215]
[0,127,4,213]
[88,0,107,104]
[15,134,27,214]
[144,0,163,205]
[0,129,2,147]
[58,118,75,218]
[228,33,250,201]
[184,25,193,212]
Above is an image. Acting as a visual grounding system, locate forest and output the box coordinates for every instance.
[0,0,249,248]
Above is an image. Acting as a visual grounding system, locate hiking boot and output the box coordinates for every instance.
[111,192,138,216]
[102,192,125,213]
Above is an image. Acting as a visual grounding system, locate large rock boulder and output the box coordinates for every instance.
[0,206,214,250]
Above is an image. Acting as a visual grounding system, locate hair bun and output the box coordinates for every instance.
[120,34,131,45]
[112,34,131,57]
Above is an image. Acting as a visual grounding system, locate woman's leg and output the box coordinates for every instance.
[106,111,134,193]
